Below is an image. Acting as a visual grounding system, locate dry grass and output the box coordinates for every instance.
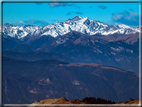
[31,97,85,104]
[117,99,140,104]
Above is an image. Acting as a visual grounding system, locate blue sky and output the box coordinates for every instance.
[2,2,140,27]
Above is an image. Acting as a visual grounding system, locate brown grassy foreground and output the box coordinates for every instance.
[116,99,140,104]
[28,97,141,107]
[31,97,85,104]
[4,99,141,107]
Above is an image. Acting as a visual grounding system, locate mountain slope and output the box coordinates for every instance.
[121,57,139,73]
[3,37,18,50]
[3,57,139,104]
[38,31,139,73]
[3,51,74,62]
[5,44,38,52]
[26,35,55,47]
[100,32,139,45]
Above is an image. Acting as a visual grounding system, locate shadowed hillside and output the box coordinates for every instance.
[3,57,139,104]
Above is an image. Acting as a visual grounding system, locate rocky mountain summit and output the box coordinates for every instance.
[2,15,140,39]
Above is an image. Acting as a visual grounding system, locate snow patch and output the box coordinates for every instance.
[39,78,52,85]
[110,47,124,52]
[72,80,80,85]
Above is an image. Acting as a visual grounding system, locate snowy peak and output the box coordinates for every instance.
[2,23,41,39]
[118,24,131,29]
[4,23,15,27]
[2,16,140,39]
[83,18,92,25]
[65,15,82,23]
[71,15,82,22]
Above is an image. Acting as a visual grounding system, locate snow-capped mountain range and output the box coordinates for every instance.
[2,15,140,39]
[2,23,41,39]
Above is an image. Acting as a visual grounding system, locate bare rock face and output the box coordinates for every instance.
[30,97,86,104]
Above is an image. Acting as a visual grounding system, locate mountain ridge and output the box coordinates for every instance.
[3,30,139,73]
[2,15,140,39]
[3,57,139,104]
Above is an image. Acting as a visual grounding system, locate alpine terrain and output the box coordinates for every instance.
[2,15,140,104]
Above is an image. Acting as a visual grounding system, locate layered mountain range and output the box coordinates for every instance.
[3,25,139,73]
[2,16,140,104]
[2,15,140,74]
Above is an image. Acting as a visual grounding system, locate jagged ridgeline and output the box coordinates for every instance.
[2,16,139,104]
